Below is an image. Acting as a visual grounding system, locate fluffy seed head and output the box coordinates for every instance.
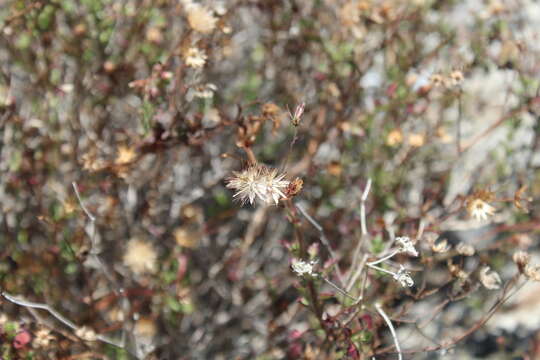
[226,165,289,206]
[187,5,217,34]
[123,238,157,275]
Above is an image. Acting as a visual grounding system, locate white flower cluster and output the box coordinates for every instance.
[393,265,414,287]
[396,236,418,257]
[367,235,419,288]
[291,259,317,277]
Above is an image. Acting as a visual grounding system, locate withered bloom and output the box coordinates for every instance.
[226,164,289,206]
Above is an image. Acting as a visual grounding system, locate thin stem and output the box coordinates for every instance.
[1,291,127,350]
[367,250,400,267]
[71,182,95,222]
[285,199,327,335]
[243,147,257,165]
[367,263,397,277]
[322,277,357,301]
[360,179,372,236]
[375,303,402,360]
[296,202,344,286]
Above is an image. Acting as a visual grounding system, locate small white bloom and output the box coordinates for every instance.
[468,198,496,221]
[456,242,475,256]
[75,326,97,341]
[184,47,207,68]
[396,236,418,257]
[291,259,317,277]
[479,266,502,290]
[524,264,540,281]
[193,83,217,99]
[226,165,289,206]
[393,265,414,287]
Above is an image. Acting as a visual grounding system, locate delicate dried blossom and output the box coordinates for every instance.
[466,190,496,221]
[514,185,532,213]
[75,326,97,341]
[513,251,531,272]
[429,73,444,87]
[524,264,540,281]
[115,146,136,165]
[123,238,157,274]
[467,198,496,221]
[393,265,414,287]
[456,242,475,256]
[291,259,317,277]
[408,133,425,147]
[396,236,418,257]
[183,47,207,68]
[479,266,502,290]
[289,102,305,126]
[448,70,464,87]
[33,328,55,348]
[187,5,218,34]
[226,165,289,206]
[386,129,403,146]
[432,239,451,253]
[193,83,217,99]
[285,177,303,198]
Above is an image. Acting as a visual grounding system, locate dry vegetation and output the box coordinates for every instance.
[1,0,540,359]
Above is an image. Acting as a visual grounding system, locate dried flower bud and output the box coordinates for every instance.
[479,266,502,290]
[286,177,303,198]
[75,326,97,341]
[386,129,403,146]
[432,239,450,253]
[456,242,475,256]
[513,251,531,273]
[290,102,305,126]
[524,264,540,281]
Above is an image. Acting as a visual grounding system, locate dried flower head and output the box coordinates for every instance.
[33,328,55,348]
[285,177,303,198]
[291,259,317,277]
[449,70,464,86]
[393,265,414,287]
[466,190,496,221]
[226,165,289,206]
[123,238,157,274]
[75,326,97,341]
[467,198,496,221]
[479,266,502,290]
[187,5,217,34]
[524,264,540,281]
[386,129,403,146]
[432,239,451,253]
[408,133,425,147]
[115,146,136,165]
[183,47,207,68]
[429,73,444,87]
[513,251,531,273]
[192,83,217,99]
[396,236,418,257]
[456,242,475,256]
